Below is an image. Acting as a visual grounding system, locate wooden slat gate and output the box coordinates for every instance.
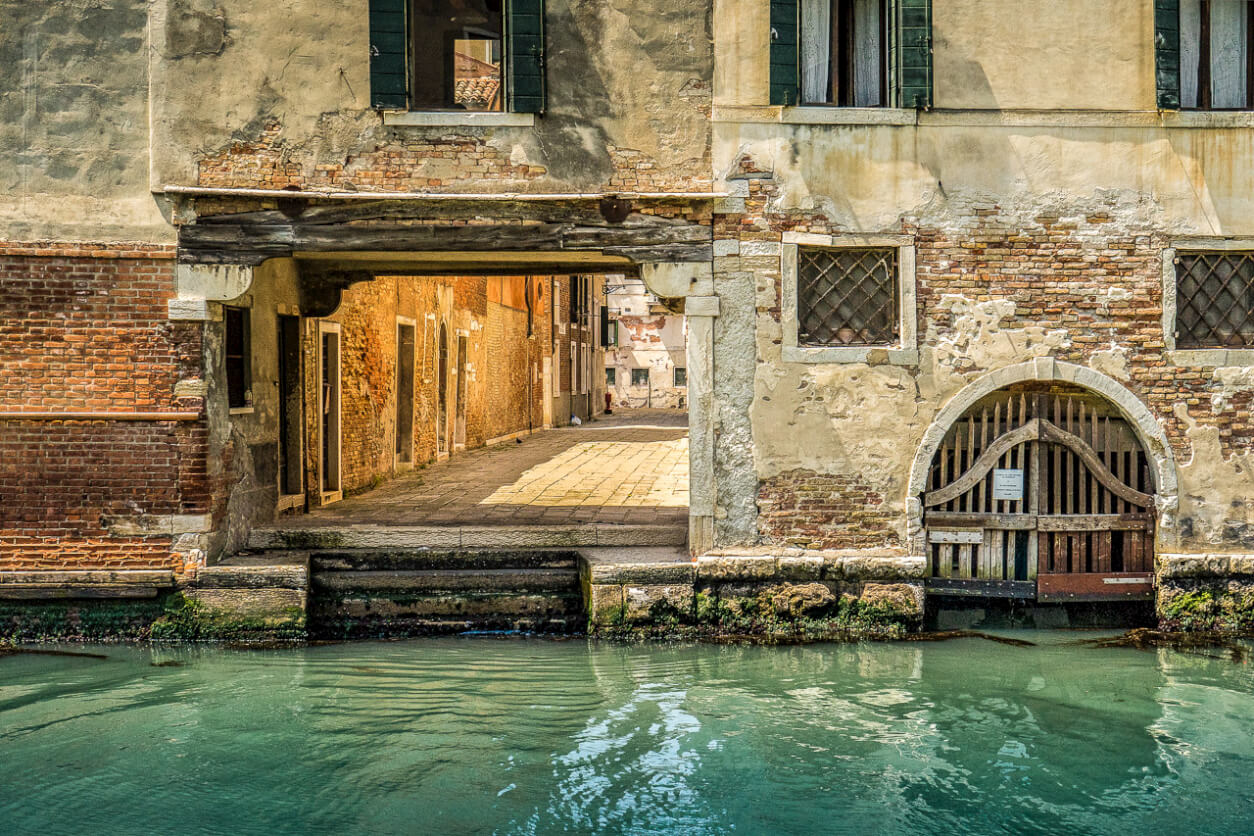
[922,388,1155,602]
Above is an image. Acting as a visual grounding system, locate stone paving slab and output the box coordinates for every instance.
[257,410,690,539]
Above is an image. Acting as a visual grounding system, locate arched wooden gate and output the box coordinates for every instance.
[923,384,1155,602]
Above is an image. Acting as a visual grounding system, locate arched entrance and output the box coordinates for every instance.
[922,381,1157,603]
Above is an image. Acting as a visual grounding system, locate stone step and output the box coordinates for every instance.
[310,592,583,620]
[248,523,686,551]
[313,568,579,595]
[307,549,580,572]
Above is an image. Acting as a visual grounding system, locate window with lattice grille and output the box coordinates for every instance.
[797,246,899,346]
[1176,251,1254,348]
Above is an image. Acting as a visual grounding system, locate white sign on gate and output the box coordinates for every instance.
[992,469,1025,501]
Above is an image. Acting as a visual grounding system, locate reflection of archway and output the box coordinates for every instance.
[907,360,1180,601]
[438,324,449,454]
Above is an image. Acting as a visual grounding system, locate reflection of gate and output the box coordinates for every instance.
[923,385,1155,602]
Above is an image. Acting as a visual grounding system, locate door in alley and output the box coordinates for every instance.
[922,385,1155,603]
[454,334,468,448]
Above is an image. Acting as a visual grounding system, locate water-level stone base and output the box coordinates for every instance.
[1157,553,1254,633]
[583,549,926,640]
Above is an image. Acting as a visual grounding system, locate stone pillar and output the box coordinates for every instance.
[639,263,718,557]
[685,296,720,556]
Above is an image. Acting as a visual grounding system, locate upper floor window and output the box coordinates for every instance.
[412,1,504,111]
[771,0,931,108]
[1156,0,1252,109]
[369,0,545,114]
[800,0,887,106]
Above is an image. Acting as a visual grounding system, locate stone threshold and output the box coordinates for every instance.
[0,569,176,599]
[249,524,687,550]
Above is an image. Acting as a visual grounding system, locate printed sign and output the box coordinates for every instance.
[992,469,1025,501]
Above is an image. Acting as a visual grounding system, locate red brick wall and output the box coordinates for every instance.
[0,247,208,570]
[758,471,899,550]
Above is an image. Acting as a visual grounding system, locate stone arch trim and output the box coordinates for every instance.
[905,358,1179,555]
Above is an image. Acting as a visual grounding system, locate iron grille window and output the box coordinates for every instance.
[1176,251,1254,348]
[797,245,899,346]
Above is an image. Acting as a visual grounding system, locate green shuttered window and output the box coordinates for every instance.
[369,0,408,109]
[1155,0,1181,109]
[368,0,546,113]
[770,0,800,105]
[770,0,931,109]
[507,0,546,114]
[895,0,932,109]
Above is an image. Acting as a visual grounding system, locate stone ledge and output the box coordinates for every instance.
[1158,553,1254,578]
[694,550,923,582]
[0,570,177,601]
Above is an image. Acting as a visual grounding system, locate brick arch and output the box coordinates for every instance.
[905,359,1179,556]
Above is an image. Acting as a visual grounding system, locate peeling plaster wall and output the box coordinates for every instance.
[709,2,1254,554]
[0,0,170,242]
[149,0,713,193]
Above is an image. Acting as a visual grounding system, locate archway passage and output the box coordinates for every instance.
[923,383,1155,603]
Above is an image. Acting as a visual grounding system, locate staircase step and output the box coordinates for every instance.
[313,568,579,595]
[308,549,579,572]
[311,592,583,620]
[311,615,585,639]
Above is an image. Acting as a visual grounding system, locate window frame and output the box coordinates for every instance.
[370,0,545,119]
[606,367,617,387]
[674,366,688,387]
[1163,239,1254,365]
[223,305,252,412]
[1179,0,1254,111]
[781,232,917,365]
[630,368,650,387]
[798,0,891,108]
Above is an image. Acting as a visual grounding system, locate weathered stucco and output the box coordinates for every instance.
[0,0,170,241]
[148,0,713,193]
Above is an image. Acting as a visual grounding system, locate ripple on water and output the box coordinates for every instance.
[2,636,1254,835]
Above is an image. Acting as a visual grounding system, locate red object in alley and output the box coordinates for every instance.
[605,391,613,414]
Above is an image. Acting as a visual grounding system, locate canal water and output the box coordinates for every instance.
[3,633,1254,835]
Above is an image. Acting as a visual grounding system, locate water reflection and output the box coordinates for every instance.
[2,635,1254,835]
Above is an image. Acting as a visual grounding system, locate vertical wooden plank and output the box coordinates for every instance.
[977,406,990,512]
[1090,404,1100,514]
[967,415,976,513]
[1111,424,1125,515]
[1053,531,1068,575]
[939,544,952,578]
[1029,532,1041,580]
[1077,532,1090,574]
[957,544,972,579]
[954,421,965,513]
[939,431,950,512]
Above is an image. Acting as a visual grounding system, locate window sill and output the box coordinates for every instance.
[228,406,255,416]
[783,345,919,366]
[1167,349,1254,367]
[381,110,535,128]
[714,106,1254,130]
[780,106,918,126]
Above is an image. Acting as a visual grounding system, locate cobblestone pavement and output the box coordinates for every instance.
[288,409,688,528]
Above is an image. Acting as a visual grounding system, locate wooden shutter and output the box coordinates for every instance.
[894,0,932,109]
[1155,0,1181,109]
[508,0,546,114]
[369,0,407,109]
[769,0,799,105]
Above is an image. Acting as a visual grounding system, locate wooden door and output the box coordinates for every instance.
[922,387,1155,602]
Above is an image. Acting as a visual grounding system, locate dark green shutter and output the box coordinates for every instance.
[1155,0,1181,109]
[508,0,546,114]
[895,0,932,109]
[769,0,799,105]
[369,0,407,109]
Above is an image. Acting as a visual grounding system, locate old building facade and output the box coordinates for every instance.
[3,0,1254,630]
[606,275,690,410]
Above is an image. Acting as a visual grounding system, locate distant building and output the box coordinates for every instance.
[605,275,688,410]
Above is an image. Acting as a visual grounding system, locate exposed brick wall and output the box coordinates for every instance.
[758,470,900,550]
[0,250,207,570]
[198,123,546,191]
[318,274,551,496]
[717,172,1254,550]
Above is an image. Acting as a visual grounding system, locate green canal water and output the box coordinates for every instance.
[3,633,1254,835]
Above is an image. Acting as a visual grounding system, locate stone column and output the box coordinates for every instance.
[639,263,718,557]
